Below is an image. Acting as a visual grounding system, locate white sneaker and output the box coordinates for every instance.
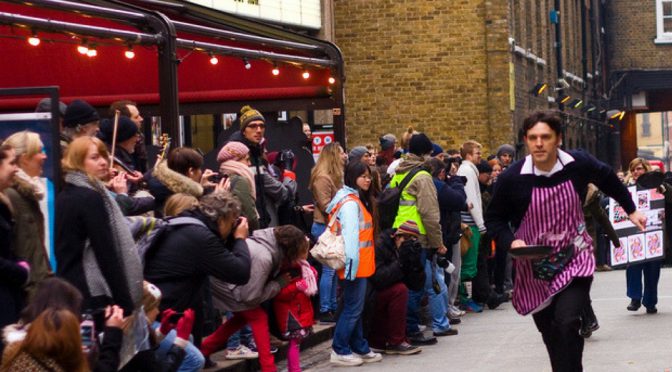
[225,345,258,360]
[330,351,364,366]
[354,351,383,363]
[417,325,427,332]
[448,308,466,317]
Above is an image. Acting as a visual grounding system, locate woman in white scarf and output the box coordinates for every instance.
[3,131,49,298]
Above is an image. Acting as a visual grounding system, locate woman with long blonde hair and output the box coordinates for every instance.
[3,131,50,298]
[309,142,346,323]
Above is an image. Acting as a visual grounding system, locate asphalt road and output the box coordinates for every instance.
[300,268,672,372]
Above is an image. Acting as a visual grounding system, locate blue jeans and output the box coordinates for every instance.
[626,260,662,308]
[313,222,337,313]
[407,251,451,334]
[224,311,253,349]
[332,278,370,356]
[152,322,205,372]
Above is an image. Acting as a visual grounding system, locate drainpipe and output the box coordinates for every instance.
[552,0,566,150]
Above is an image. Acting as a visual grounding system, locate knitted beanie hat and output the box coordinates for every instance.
[239,105,265,131]
[348,146,369,163]
[63,99,99,128]
[408,133,434,156]
[496,144,515,158]
[35,98,67,117]
[217,141,250,163]
[431,143,444,157]
[379,134,397,151]
[98,116,138,144]
[395,220,421,238]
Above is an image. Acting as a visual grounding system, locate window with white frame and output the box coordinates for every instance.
[656,0,672,43]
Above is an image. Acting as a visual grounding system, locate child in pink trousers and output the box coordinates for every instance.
[273,245,318,372]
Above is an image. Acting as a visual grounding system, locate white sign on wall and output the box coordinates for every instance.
[187,0,321,30]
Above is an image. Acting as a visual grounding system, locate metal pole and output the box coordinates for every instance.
[0,12,162,44]
[174,38,336,67]
[171,21,324,53]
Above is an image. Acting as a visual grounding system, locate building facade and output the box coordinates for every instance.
[606,0,672,170]
[333,0,611,159]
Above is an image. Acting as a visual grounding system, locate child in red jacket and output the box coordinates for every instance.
[273,243,317,372]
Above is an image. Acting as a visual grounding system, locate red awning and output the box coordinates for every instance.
[0,2,335,111]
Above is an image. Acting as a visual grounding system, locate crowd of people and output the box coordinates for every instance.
[0,100,664,371]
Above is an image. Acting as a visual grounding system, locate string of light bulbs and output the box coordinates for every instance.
[9,30,337,83]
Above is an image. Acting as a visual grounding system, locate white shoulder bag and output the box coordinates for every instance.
[310,200,347,270]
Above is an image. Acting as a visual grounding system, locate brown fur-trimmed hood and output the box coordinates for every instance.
[152,160,203,198]
[11,170,45,203]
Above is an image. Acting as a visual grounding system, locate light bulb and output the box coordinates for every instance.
[244,58,251,70]
[328,77,336,84]
[302,71,310,79]
[272,67,280,76]
[77,45,89,54]
[28,36,40,46]
[125,49,135,59]
[210,55,218,65]
[86,48,97,57]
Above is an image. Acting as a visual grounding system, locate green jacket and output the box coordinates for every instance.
[5,176,50,298]
[391,154,443,249]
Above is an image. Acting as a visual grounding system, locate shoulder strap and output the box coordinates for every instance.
[327,196,355,229]
[167,216,208,229]
[397,166,424,191]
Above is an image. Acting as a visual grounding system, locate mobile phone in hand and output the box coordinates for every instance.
[80,316,95,352]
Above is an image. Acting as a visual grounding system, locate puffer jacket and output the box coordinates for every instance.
[272,263,317,335]
[210,228,284,312]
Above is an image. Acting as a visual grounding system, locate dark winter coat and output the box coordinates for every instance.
[143,209,251,337]
[0,199,29,339]
[433,177,467,247]
[145,161,203,217]
[370,229,425,292]
[55,184,135,314]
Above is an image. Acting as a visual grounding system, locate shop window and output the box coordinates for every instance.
[642,113,651,137]
[656,0,672,43]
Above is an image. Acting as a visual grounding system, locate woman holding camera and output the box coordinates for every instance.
[218,141,260,231]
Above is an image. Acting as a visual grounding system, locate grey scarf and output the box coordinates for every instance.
[65,171,143,306]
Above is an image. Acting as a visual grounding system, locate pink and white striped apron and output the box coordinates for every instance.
[512,180,595,315]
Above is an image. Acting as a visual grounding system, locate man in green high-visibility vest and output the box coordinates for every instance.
[389,133,455,345]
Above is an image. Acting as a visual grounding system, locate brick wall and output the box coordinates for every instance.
[607,0,672,70]
[334,0,492,152]
[333,0,602,157]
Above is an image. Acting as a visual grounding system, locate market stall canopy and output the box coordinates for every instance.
[0,0,345,143]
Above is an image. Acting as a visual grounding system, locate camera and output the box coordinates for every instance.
[211,173,228,183]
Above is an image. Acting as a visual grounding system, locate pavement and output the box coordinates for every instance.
[300,268,672,372]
